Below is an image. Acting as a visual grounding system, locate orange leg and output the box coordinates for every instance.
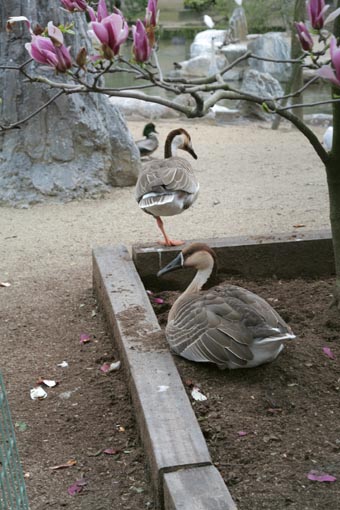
[156,217,184,247]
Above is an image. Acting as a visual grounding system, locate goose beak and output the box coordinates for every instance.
[157,252,184,277]
[187,147,198,160]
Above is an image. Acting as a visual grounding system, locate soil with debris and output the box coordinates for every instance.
[154,276,340,510]
[1,284,155,510]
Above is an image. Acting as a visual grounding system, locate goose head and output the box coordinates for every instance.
[157,243,216,277]
[164,128,198,160]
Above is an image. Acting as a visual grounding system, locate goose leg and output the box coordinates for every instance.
[156,217,184,246]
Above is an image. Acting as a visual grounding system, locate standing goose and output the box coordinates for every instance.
[135,128,199,246]
[135,122,159,158]
[158,243,295,369]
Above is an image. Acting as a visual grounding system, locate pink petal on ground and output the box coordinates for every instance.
[237,431,248,437]
[80,333,91,344]
[103,448,120,455]
[152,297,164,304]
[307,470,337,482]
[323,347,335,359]
[67,478,87,495]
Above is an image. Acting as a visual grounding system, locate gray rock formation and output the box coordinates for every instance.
[229,7,248,41]
[247,32,291,82]
[109,96,180,119]
[0,0,140,206]
[168,53,227,78]
[238,69,283,120]
[190,29,226,59]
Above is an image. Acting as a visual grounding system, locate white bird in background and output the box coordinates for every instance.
[203,14,215,28]
[323,126,333,152]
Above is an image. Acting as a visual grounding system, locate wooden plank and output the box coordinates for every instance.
[92,245,212,499]
[163,466,237,510]
[132,230,334,290]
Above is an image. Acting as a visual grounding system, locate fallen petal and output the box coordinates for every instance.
[307,470,337,482]
[80,333,91,344]
[100,361,121,373]
[237,431,248,437]
[0,282,11,287]
[37,378,58,388]
[50,459,77,470]
[30,386,47,400]
[103,448,120,455]
[68,478,87,496]
[323,347,335,359]
[191,386,207,401]
[57,361,69,368]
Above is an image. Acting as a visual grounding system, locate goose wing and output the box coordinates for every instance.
[166,286,294,369]
[135,157,198,202]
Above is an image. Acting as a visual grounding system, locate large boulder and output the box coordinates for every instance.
[247,32,291,82]
[190,29,226,58]
[168,53,228,78]
[238,68,283,120]
[109,96,179,119]
[229,7,248,41]
[0,0,140,206]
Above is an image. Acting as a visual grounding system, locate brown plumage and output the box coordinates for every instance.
[158,243,296,369]
[135,128,199,246]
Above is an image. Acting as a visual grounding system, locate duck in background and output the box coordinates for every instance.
[135,128,198,246]
[158,243,296,369]
[135,122,159,158]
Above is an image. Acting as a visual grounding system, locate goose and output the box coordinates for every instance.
[135,122,159,158]
[157,243,296,369]
[135,128,199,246]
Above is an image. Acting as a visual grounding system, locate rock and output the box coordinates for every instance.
[220,42,248,81]
[220,43,248,65]
[109,96,179,119]
[248,32,291,82]
[229,7,248,41]
[168,53,227,78]
[190,29,226,58]
[238,69,283,120]
[0,1,140,206]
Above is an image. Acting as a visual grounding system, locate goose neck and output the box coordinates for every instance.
[164,133,180,158]
[169,265,213,321]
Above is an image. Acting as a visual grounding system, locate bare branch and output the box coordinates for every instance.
[0,90,65,132]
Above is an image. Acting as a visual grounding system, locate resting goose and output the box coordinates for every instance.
[158,243,296,369]
[135,128,198,246]
[135,123,159,158]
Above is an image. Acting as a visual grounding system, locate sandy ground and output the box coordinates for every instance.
[0,119,330,281]
[0,118,331,507]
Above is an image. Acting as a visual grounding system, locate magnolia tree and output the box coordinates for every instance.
[3,0,340,306]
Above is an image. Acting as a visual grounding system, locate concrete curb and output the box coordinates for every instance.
[93,244,237,510]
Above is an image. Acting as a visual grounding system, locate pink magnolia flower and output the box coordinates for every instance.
[88,0,109,22]
[60,0,88,12]
[91,12,129,58]
[25,22,72,73]
[132,20,152,63]
[307,0,329,30]
[295,22,313,52]
[145,0,158,28]
[318,36,340,88]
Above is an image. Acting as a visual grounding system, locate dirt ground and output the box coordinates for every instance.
[0,118,334,509]
[155,276,340,510]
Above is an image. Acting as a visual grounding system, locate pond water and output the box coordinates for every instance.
[105,39,332,116]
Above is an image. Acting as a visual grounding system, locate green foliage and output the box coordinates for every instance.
[184,0,216,12]
[214,0,295,33]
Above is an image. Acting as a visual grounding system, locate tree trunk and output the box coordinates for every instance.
[0,0,140,206]
[327,0,340,307]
